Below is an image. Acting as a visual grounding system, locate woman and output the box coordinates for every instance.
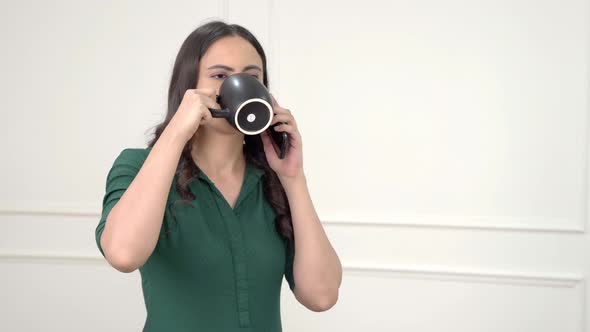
[94,21,342,331]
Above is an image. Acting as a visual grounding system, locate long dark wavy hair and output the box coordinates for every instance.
[147,21,293,246]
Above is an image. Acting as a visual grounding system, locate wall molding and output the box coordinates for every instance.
[321,217,586,234]
[344,263,583,289]
[0,253,585,330]
[218,0,229,21]
[0,251,583,288]
[342,263,586,332]
[0,252,105,264]
[266,0,281,95]
[0,205,585,234]
[0,208,98,218]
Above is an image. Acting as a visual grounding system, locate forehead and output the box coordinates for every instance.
[200,36,263,68]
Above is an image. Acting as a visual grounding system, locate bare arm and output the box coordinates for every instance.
[100,127,186,273]
[99,88,217,273]
[282,175,342,312]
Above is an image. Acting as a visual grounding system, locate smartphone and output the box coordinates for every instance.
[268,121,289,159]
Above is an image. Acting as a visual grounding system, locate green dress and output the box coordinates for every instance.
[95,147,296,332]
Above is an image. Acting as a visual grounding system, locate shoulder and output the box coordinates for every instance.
[111,147,151,169]
[117,146,151,160]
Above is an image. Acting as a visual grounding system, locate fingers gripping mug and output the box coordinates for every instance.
[208,73,274,135]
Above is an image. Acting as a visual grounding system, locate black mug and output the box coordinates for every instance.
[209,73,274,135]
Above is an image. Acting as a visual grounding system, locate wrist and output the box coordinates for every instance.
[279,171,307,191]
[161,123,192,150]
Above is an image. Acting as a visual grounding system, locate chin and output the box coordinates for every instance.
[209,120,244,136]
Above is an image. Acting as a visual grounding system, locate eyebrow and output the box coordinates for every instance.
[207,64,262,72]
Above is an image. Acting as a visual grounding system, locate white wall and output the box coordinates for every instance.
[1,0,589,331]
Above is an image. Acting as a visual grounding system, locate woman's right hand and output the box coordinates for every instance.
[168,88,219,143]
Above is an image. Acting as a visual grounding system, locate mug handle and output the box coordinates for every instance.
[208,94,230,118]
[208,108,231,118]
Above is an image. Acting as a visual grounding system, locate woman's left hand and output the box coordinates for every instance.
[260,95,304,181]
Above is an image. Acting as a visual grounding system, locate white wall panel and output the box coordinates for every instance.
[0,0,222,214]
[273,0,590,232]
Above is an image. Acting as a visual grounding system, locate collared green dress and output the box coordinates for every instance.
[95,147,296,332]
